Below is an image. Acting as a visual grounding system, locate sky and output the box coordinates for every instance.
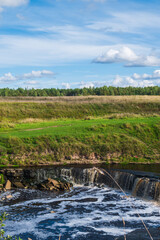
[0,0,160,89]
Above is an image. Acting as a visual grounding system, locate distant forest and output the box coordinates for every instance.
[0,86,160,96]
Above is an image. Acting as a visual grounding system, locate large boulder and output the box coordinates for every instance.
[5,180,11,190]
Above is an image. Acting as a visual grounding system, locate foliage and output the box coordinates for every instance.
[0,213,22,240]
[0,174,4,185]
[0,86,160,96]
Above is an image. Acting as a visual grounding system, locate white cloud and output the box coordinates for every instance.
[0,0,28,7]
[94,46,138,63]
[62,83,70,89]
[94,46,160,67]
[0,72,16,82]
[23,70,54,79]
[78,70,160,88]
[80,81,95,88]
[24,80,38,85]
[0,70,54,83]
[31,24,115,45]
[112,70,160,87]
[131,69,160,81]
[0,34,109,66]
[87,11,160,34]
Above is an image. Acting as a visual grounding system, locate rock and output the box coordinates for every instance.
[64,182,72,189]
[12,181,24,189]
[48,178,60,188]
[37,178,71,191]
[50,211,55,213]
[115,228,160,240]
[5,180,11,190]
[5,169,23,178]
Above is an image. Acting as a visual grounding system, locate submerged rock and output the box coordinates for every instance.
[6,194,12,199]
[115,228,160,240]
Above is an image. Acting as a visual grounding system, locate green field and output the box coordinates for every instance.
[0,96,159,166]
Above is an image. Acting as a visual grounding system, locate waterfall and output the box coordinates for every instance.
[2,166,160,202]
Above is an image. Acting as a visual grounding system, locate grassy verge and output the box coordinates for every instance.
[0,115,159,165]
[0,96,159,166]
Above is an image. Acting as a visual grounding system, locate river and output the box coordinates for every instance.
[0,164,160,240]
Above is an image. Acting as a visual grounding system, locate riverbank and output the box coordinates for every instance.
[0,96,159,166]
[0,116,159,165]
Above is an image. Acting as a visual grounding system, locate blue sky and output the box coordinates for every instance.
[0,0,160,89]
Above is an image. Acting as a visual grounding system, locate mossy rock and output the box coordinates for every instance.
[0,173,5,185]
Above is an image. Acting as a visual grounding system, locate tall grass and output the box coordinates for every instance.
[0,96,159,121]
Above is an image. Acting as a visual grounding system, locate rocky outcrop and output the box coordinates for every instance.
[0,168,72,192]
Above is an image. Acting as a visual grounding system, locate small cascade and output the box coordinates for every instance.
[2,166,160,202]
[154,182,160,201]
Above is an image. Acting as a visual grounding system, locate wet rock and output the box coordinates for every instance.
[24,170,36,179]
[5,169,23,179]
[5,180,11,190]
[12,181,24,189]
[115,228,160,240]
[50,211,55,213]
[37,178,71,191]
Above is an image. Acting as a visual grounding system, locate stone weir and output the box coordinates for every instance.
[1,166,160,202]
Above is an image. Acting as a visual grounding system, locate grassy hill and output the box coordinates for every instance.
[0,96,159,166]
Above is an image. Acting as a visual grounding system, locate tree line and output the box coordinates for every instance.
[0,86,159,96]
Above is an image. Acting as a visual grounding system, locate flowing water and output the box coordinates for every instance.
[0,184,160,240]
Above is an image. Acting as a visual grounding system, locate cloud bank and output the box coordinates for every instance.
[23,70,54,79]
[113,70,160,87]
[0,70,54,84]
[94,46,160,67]
[64,69,160,89]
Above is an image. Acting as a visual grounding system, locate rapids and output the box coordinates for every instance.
[0,165,160,239]
[0,185,160,240]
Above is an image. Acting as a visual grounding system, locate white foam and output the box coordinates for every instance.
[1,186,160,239]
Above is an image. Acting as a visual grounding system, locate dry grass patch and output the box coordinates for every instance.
[0,95,159,104]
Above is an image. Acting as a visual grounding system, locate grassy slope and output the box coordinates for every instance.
[0,96,160,121]
[0,96,159,165]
